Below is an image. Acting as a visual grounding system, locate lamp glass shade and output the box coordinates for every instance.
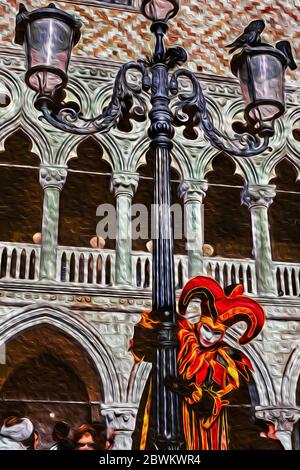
[231,48,287,133]
[25,17,74,93]
[141,0,179,21]
[15,4,81,96]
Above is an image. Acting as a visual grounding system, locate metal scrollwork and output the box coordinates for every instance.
[170,69,271,157]
[39,62,151,135]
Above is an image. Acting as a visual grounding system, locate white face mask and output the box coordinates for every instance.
[199,323,223,348]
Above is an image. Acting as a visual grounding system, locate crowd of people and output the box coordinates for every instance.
[0,416,113,450]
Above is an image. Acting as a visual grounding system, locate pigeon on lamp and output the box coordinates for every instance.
[275,40,297,70]
[226,19,265,54]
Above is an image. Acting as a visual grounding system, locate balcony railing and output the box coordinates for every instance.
[131,252,188,290]
[275,262,300,297]
[0,242,40,281]
[1,241,300,298]
[57,246,115,286]
[203,257,257,295]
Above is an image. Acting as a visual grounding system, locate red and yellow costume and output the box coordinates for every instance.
[177,276,265,450]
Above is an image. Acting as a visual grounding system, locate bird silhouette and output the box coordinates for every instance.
[227,19,265,54]
[275,40,297,70]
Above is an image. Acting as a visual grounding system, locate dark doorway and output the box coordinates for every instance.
[0,326,101,449]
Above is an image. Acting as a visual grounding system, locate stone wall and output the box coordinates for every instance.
[0,0,299,83]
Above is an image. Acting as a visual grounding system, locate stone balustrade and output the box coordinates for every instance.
[1,241,299,298]
[0,242,40,281]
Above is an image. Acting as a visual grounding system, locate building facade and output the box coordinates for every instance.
[0,0,299,450]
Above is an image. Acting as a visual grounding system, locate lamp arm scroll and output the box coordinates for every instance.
[170,69,270,158]
[38,61,151,135]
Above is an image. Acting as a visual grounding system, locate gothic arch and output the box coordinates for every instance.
[265,153,300,186]
[269,158,300,263]
[0,117,50,162]
[269,156,300,184]
[212,151,248,183]
[0,304,122,404]
[225,331,276,406]
[194,145,220,180]
[56,132,122,170]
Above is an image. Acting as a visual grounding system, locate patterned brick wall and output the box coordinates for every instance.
[0,0,299,83]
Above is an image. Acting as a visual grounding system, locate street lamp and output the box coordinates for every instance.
[15,1,294,449]
[15,3,81,99]
[231,46,288,137]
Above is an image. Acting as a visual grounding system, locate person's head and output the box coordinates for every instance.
[73,425,98,451]
[197,317,225,348]
[52,421,70,442]
[203,244,214,257]
[178,277,265,347]
[23,429,39,450]
[91,422,107,450]
[1,416,35,449]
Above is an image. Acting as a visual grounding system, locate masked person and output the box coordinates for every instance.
[174,276,265,450]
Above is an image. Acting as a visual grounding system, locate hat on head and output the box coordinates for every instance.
[0,418,34,442]
[178,275,265,345]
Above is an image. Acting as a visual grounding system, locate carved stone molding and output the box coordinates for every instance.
[255,407,300,430]
[110,172,139,197]
[241,184,276,210]
[39,166,68,191]
[178,179,208,203]
[0,287,152,311]
[101,405,138,450]
[255,406,300,450]
[101,406,137,432]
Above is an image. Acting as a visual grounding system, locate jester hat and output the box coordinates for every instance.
[178,276,265,345]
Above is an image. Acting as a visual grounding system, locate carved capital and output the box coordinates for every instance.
[101,405,137,432]
[255,407,300,432]
[178,179,208,203]
[241,184,276,209]
[255,406,300,449]
[110,172,139,197]
[39,166,67,191]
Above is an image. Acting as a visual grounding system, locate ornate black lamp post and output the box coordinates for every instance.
[15,0,295,449]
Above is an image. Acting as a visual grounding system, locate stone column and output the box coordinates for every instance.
[101,406,138,450]
[241,184,276,296]
[39,165,67,281]
[179,179,208,277]
[111,172,139,286]
[256,407,300,450]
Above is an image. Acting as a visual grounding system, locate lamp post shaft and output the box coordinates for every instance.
[148,28,181,448]
[150,62,176,316]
